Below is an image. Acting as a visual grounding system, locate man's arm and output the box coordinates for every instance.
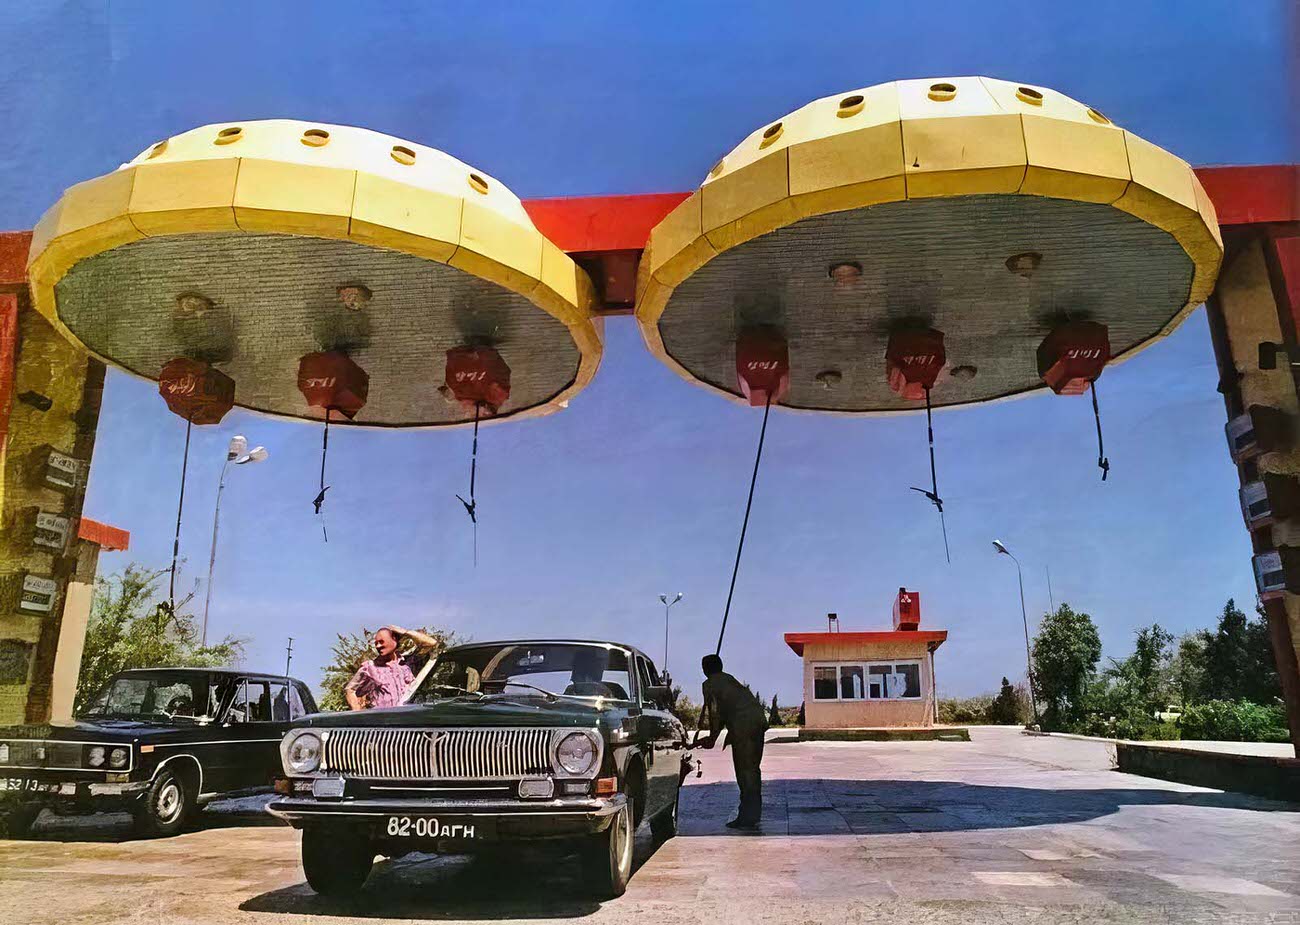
[389,625,440,654]
[344,667,369,711]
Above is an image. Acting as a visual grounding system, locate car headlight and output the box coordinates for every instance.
[108,747,129,769]
[0,744,9,764]
[555,732,598,776]
[286,732,322,774]
[86,746,106,768]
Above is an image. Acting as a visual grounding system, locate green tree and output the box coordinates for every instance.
[1199,599,1282,705]
[1091,623,1175,738]
[1170,632,1207,708]
[317,624,459,712]
[667,685,701,728]
[1031,603,1102,731]
[988,677,1028,725]
[74,564,245,715]
[768,693,781,727]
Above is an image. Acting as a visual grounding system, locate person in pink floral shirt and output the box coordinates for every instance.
[345,625,440,710]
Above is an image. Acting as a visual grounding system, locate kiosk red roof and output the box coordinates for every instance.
[784,631,948,657]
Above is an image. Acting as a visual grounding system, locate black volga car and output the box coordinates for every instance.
[269,640,690,899]
[0,667,317,837]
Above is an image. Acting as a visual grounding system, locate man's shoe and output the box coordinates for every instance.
[725,818,760,829]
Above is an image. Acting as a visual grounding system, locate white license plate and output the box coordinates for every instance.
[384,816,478,839]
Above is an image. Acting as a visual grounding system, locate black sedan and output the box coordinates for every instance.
[269,640,691,899]
[0,667,317,837]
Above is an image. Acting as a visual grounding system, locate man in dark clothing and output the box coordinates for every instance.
[695,654,768,828]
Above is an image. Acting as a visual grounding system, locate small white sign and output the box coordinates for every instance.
[19,575,58,613]
[33,512,70,550]
[45,452,79,490]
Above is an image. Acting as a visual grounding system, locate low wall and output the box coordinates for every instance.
[1116,741,1300,803]
[798,727,969,742]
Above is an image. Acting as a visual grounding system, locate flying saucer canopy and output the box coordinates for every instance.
[635,77,1222,414]
[27,120,601,427]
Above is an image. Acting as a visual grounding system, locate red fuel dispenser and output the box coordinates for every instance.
[735,328,789,407]
[1037,321,1112,479]
[893,587,921,631]
[296,352,370,535]
[885,329,946,400]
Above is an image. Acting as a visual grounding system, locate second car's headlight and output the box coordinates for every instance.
[286,733,322,774]
[87,746,106,768]
[555,732,598,775]
[108,747,129,769]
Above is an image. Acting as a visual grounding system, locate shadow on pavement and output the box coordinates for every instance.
[239,829,662,920]
[677,777,1297,836]
[16,796,281,843]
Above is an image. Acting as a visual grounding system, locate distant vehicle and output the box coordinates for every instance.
[0,667,317,838]
[1155,704,1183,723]
[269,639,690,899]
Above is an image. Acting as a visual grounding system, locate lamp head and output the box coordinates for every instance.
[659,594,668,605]
[236,446,269,465]
[226,435,248,461]
[992,539,1010,556]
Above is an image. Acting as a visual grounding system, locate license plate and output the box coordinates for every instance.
[384,816,478,839]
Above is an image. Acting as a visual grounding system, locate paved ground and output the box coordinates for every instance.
[1,727,1297,924]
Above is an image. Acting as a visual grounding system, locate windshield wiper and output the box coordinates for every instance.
[428,684,484,698]
[497,681,560,702]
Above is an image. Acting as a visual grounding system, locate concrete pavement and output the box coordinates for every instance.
[1,727,1296,924]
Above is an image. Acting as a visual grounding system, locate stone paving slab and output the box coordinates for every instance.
[0,727,1296,924]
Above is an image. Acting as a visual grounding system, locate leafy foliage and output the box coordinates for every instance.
[1030,603,1102,731]
[667,686,701,729]
[937,680,1028,725]
[74,564,245,716]
[1180,699,1290,743]
[318,625,459,712]
[988,677,1030,725]
[1194,600,1281,705]
[937,694,994,724]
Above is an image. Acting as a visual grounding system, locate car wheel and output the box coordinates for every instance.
[301,825,375,895]
[3,803,42,839]
[649,787,679,843]
[132,767,194,838]
[581,801,633,899]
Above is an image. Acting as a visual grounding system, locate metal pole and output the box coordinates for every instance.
[663,600,671,676]
[201,457,231,648]
[1009,552,1041,725]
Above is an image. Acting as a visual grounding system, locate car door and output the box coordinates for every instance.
[636,656,686,816]
[212,678,293,791]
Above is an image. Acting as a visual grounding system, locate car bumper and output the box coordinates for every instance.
[266,793,628,841]
[0,776,149,812]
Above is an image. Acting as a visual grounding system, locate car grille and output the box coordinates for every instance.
[0,740,83,770]
[322,728,555,781]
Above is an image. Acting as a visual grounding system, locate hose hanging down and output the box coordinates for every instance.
[909,386,950,564]
[714,393,772,656]
[168,415,194,615]
[1091,381,1110,481]
[312,408,331,542]
[455,401,481,566]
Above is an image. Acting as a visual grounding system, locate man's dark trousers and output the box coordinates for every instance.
[729,726,765,824]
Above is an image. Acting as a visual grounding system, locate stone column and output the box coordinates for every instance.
[1205,226,1300,755]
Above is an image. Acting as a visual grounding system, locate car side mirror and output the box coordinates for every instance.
[645,685,673,709]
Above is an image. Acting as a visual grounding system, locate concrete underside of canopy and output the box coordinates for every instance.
[656,195,1194,413]
[54,232,581,427]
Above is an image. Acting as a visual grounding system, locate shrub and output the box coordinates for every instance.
[937,695,993,724]
[1180,699,1290,743]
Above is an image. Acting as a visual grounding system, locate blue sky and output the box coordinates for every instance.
[2,1,1293,703]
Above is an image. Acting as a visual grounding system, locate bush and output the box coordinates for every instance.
[937,695,993,724]
[988,677,1031,725]
[1180,700,1290,743]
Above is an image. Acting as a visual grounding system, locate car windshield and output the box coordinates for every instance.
[410,643,634,703]
[79,672,214,722]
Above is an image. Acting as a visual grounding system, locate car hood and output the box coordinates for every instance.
[0,718,196,743]
[296,696,624,730]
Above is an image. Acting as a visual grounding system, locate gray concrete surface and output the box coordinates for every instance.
[1,727,1296,924]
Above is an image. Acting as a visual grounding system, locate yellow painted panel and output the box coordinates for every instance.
[27,170,142,287]
[701,147,790,237]
[788,119,906,200]
[51,169,138,239]
[897,76,998,119]
[128,158,240,234]
[1193,173,1223,249]
[451,198,543,295]
[536,237,594,324]
[978,77,1099,123]
[27,201,65,269]
[704,198,799,251]
[1019,116,1130,202]
[349,172,460,262]
[647,192,716,287]
[902,114,1026,197]
[1121,132,1197,210]
[233,159,356,236]
[789,175,907,222]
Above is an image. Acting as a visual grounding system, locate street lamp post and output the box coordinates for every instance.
[202,436,268,646]
[992,539,1041,726]
[658,592,683,677]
